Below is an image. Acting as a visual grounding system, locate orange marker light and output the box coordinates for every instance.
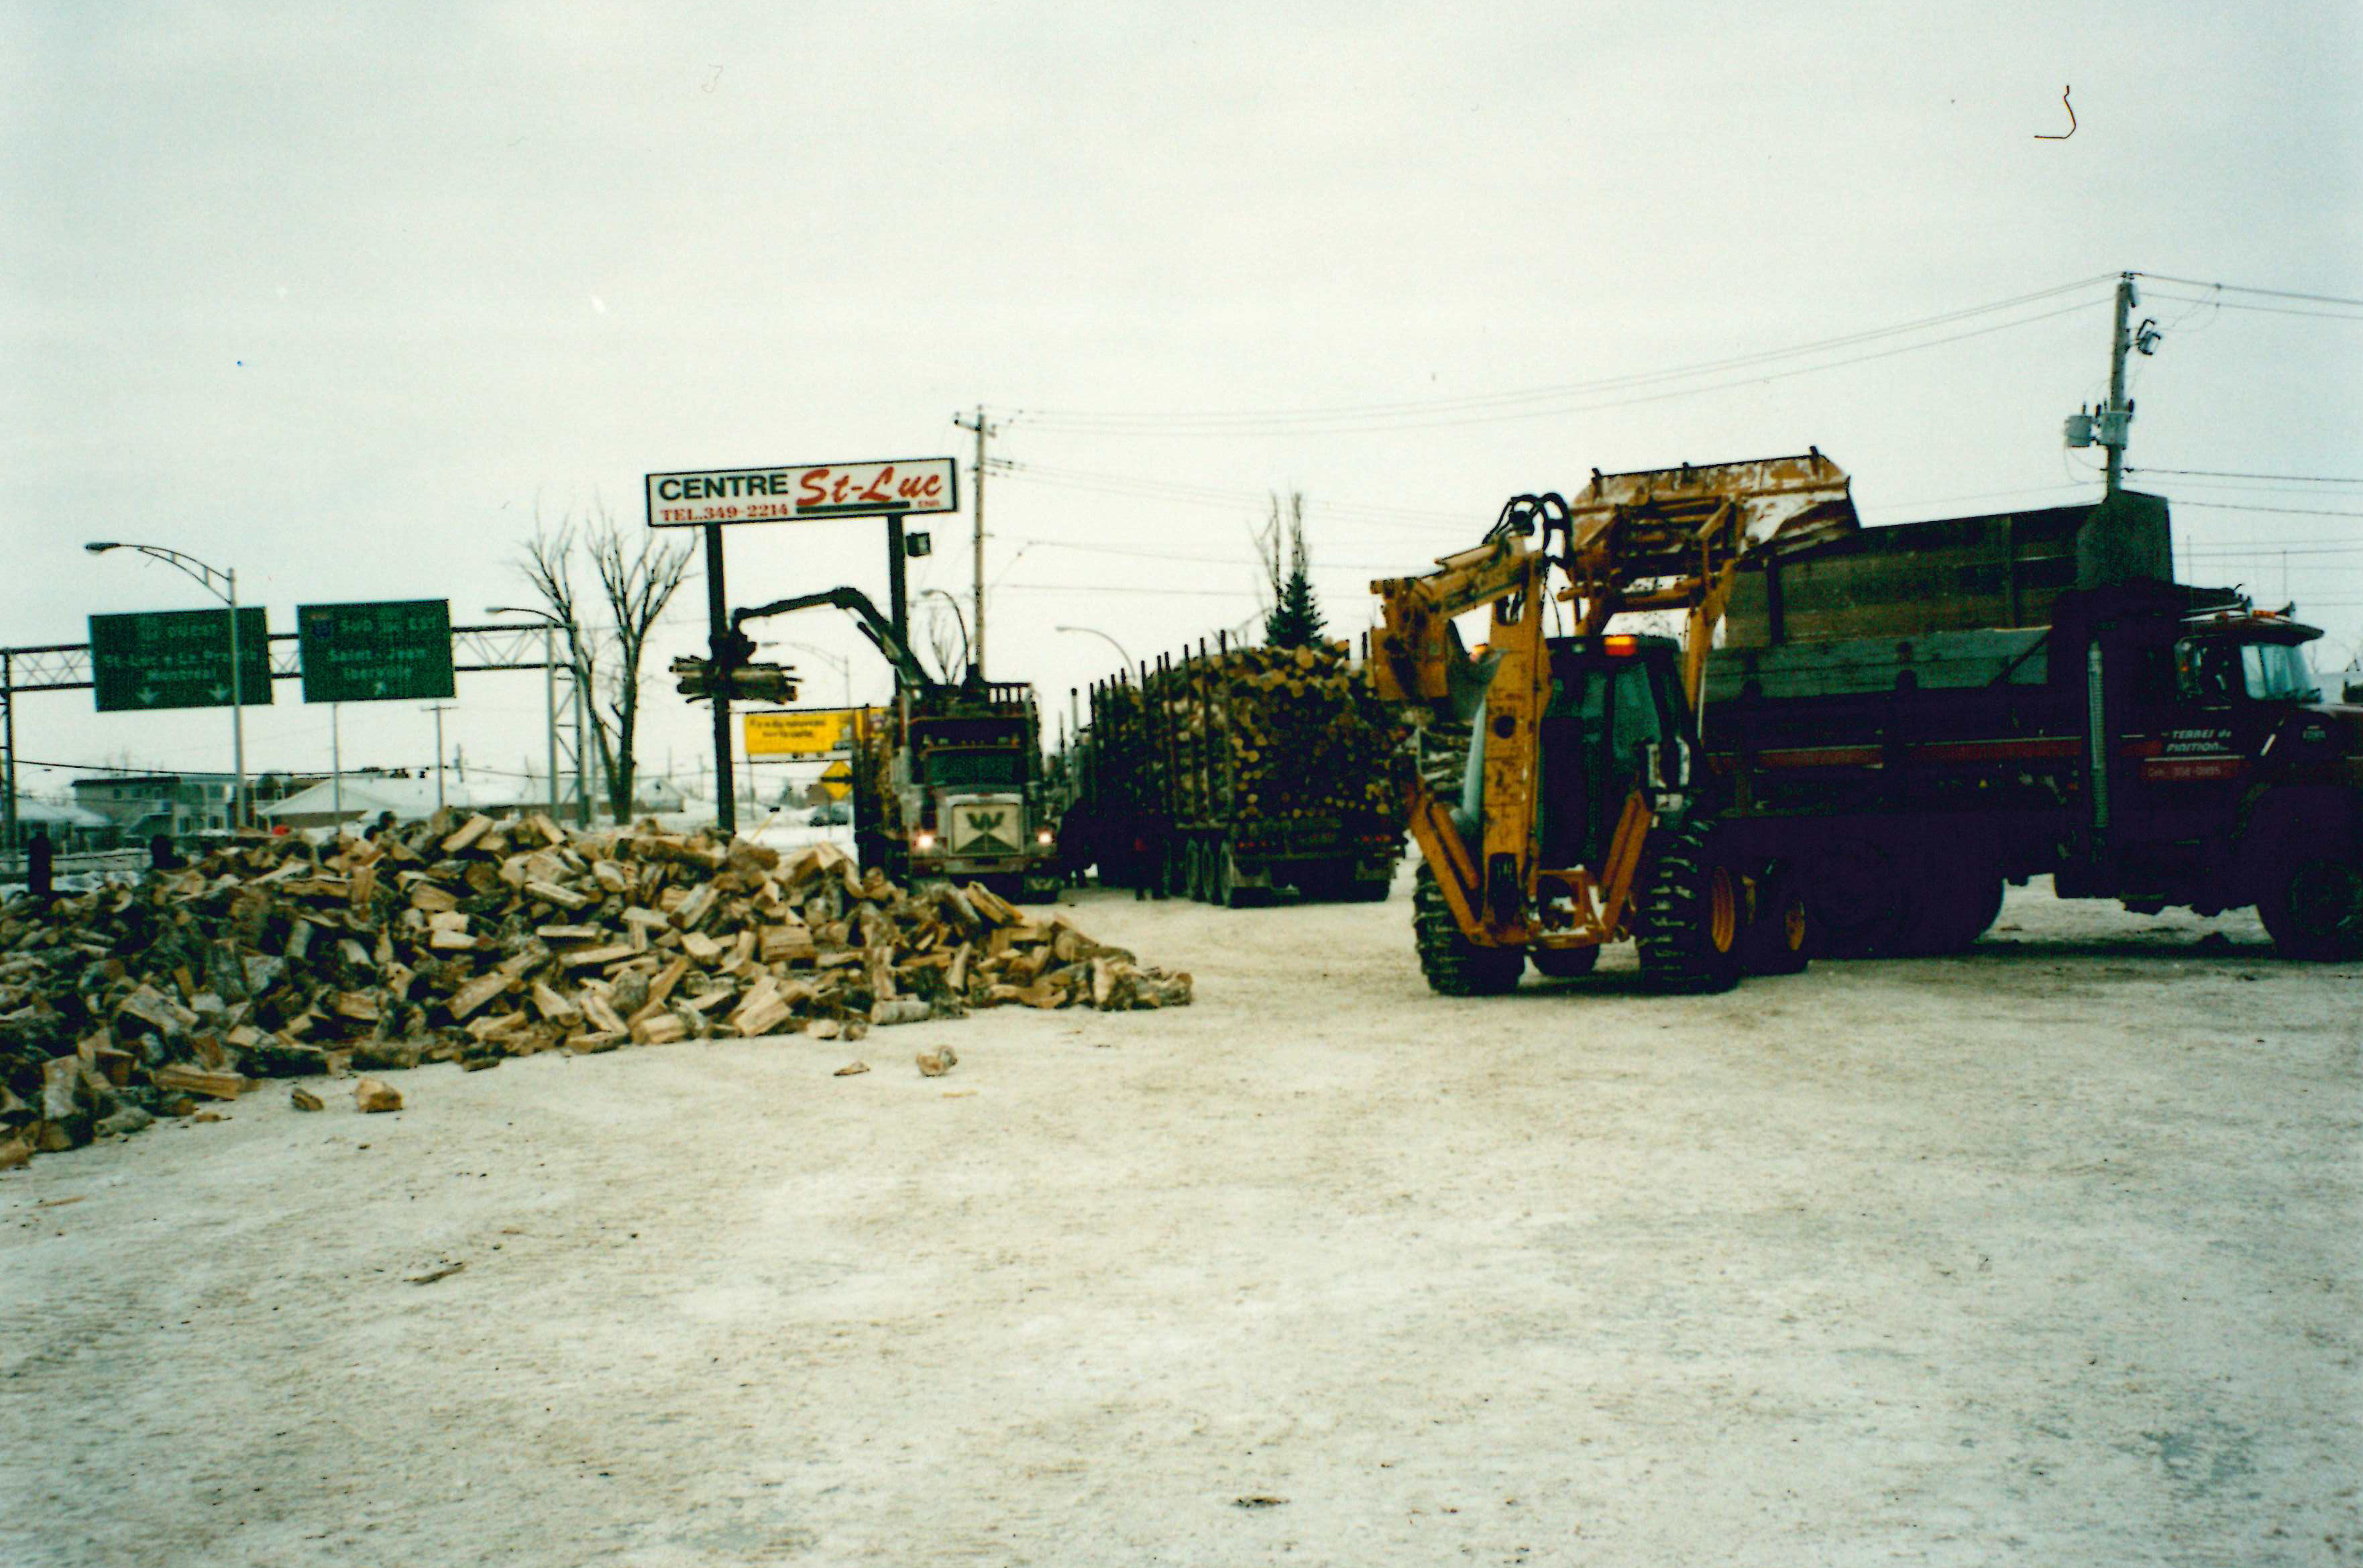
[1602,635,1640,657]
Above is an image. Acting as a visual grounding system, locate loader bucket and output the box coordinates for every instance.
[1563,449,1858,567]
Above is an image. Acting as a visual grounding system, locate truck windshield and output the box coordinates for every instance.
[2242,641,2316,702]
[924,750,1022,787]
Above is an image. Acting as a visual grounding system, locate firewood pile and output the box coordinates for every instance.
[0,811,1191,1168]
[1091,640,1408,824]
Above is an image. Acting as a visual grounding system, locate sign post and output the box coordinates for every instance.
[647,458,958,837]
[703,522,734,837]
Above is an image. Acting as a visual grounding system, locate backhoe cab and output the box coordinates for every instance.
[1372,452,1855,995]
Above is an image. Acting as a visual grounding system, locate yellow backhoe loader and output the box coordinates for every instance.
[1370,452,1857,994]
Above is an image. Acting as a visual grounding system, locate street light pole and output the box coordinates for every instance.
[84,541,247,832]
[1055,624,1133,669]
[226,565,245,829]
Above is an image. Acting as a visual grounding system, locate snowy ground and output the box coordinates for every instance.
[4,876,2357,1567]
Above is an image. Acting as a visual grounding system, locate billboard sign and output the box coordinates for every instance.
[745,708,875,757]
[646,458,958,528]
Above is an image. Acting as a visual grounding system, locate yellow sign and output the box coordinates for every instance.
[745,708,867,757]
[819,759,853,800]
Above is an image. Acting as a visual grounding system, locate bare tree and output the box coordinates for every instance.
[924,598,969,685]
[518,502,693,824]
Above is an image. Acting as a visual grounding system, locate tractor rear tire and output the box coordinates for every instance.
[1633,819,1745,995]
[1412,863,1523,996]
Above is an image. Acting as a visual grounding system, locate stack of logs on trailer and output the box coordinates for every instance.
[1059,637,1410,905]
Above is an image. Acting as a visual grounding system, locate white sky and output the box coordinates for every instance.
[5,1,2359,803]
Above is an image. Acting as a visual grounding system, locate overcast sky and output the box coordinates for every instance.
[5,2,2358,807]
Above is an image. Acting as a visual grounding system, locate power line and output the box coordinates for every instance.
[2130,467,2363,485]
[991,463,1478,535]
[1026,297,2112,438]
[2142,291,2363,323]
[1856,480,2101,513]
[998,275,2116,431]
[997,581,1258,600]
[2133,273,2363,310]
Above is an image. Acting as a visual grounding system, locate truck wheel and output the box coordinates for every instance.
[1894,858,2004,956]
[1213,840,1245,908]
[1807,837,1907,958]
[1413,863,1523,995]
[2258,856,2363,961]
[1633,819,1745,994]
[1529,944,1601,979]
[1743,866,1813,976]
[1348,876,1394,903]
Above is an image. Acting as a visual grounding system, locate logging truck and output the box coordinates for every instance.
[1058,639,1409,905]
[849,679,1062,902]
[726,587,1064,902]
[1373,458,2363,996]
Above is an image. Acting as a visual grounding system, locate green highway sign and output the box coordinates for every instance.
[296,599,455,704]
[88,608,274,714]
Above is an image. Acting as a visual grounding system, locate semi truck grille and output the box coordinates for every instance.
[945,799,1024,856]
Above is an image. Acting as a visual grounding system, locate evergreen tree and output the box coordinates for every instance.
[1261,492,1325,648]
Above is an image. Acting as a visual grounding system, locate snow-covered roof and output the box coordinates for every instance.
[258,776,492,821]
[10,799,112,829]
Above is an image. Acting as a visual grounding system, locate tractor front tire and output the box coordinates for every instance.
[1633,819,1746,995]
[1412,863,1524,996]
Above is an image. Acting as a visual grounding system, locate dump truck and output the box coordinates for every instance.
[1058,638,1409,905]
[1374,463,2363,995]
[728,587,1063,901]
[1701,489,2363,960]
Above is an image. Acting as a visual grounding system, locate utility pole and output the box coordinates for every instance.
[954,405,997,680]
[2103,272,2136,496]
[2063,272,2146,495]
[423,703,452,810]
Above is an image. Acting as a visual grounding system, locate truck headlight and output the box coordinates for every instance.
[914,831,937,854]
[1035,828,1055,846]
